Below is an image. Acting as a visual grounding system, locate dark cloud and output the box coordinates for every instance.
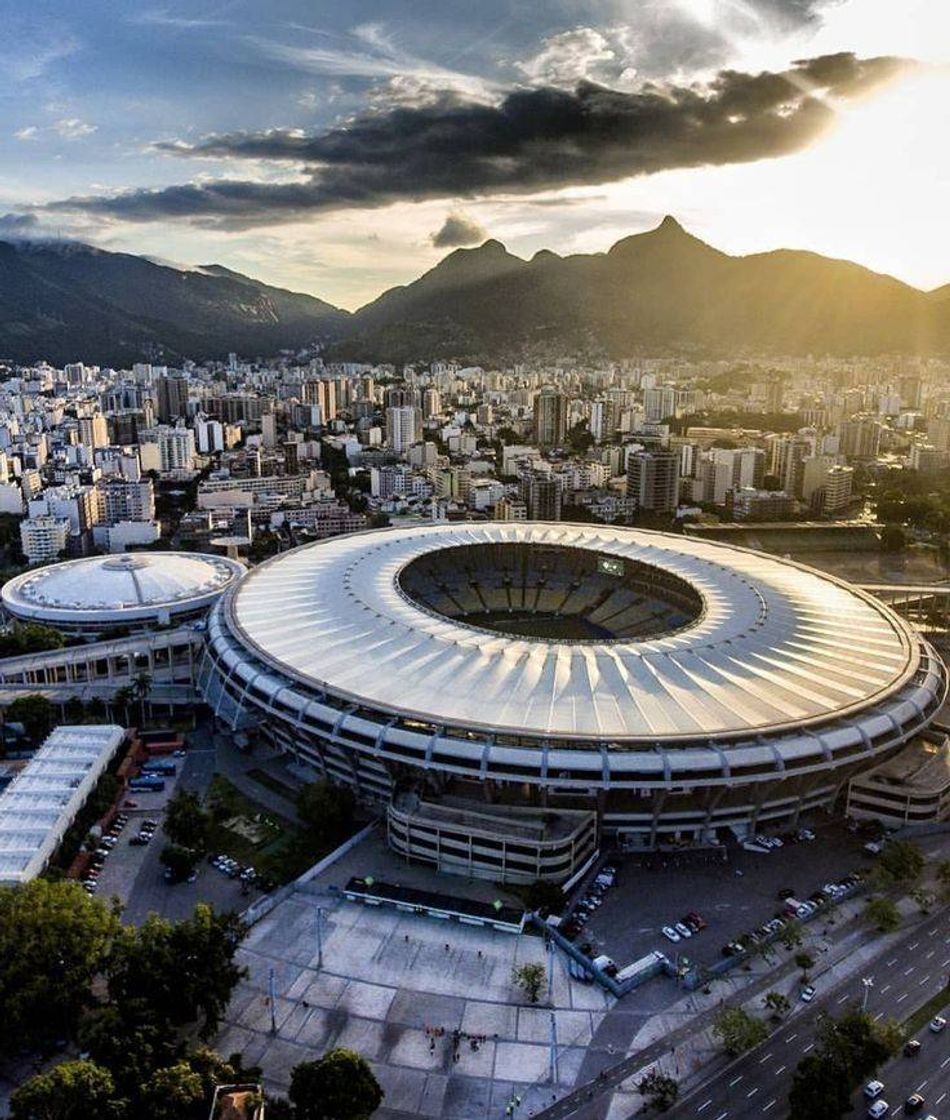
[43,53,912,230]
[431,212,488,248]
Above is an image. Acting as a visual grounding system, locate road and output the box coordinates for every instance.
[869,1020,950,1118]
[670,912,950,1120]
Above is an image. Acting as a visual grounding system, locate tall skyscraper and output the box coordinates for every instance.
[533,388,567,448]
[386,406,422,453]
[626,450,680,512]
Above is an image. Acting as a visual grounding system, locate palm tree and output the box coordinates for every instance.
[112,685,136,728]
[131,671,153,726]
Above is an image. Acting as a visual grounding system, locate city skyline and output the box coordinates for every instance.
[0,0,947,308]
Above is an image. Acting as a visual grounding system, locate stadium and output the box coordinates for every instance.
[200,523,947,883]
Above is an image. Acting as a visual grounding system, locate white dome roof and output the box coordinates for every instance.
[2,551,245,627]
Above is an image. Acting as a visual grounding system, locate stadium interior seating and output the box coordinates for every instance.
[398,542,703,641]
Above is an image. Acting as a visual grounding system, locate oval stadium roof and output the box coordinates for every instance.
[226,523,919,742]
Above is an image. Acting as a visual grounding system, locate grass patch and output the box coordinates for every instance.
[246,767,299,801]
[206,774,308,884]
[902,986,950,1037]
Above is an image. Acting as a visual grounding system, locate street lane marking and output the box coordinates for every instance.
[941,1056,950,1069]
[897,993,908,1003]
[836,994,849,1004]
[873,1012,884,1021]
[881,985,891,994]
[785,1033,798,1042]
[697,1100,712,1112]
[915,1081,928,1092]
[758,1054,773,1065]
[775,1066,786,1075]
[887,958,898,966]
[935,1092,947,1106]
[909,942,920,950]
[763,1100,776,1113]
[746,1088,759,1099]
[729,1076,743,1087]
[925,949,935,959]
[803,1043,814,1053]
[904,966,915,975]
[714,1112,728,1120]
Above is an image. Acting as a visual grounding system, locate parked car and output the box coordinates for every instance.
[904,1040,921,1057]
[867,1101,889,1120]
[905,1094,925,1115]
[864,1081,885,1099]
[800,985,816,1002]
[674,922,692,939]
[661,926,681,943]
[929,1016,946,1033]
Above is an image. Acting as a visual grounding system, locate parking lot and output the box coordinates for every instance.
[81,724,265,924]
[572,820,871,974]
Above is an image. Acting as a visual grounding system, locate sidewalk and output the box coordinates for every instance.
[534,870,947,1120]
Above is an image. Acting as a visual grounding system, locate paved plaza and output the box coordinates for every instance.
[216,883,615,1119]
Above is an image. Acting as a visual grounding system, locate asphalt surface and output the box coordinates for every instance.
[122,736,255,924]
[670,912,950,1120]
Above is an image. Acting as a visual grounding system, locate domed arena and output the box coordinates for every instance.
[2,551,245,635]
[200,523,946,882]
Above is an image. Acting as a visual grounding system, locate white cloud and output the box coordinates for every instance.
[54,118,97,140]
[14,126,38,141]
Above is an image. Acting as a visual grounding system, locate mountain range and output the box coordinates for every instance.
[1,218,947,366]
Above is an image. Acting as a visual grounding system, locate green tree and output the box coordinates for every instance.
[0,879,121,1056]
[130,672,152,725]
[788,1053,851,1120]
[875,840,924,886]
[106,904,246,1037]
[140,1061,204,1120]
[289,1049,384,1120]
[10,1060,121,1120]
[112,686,136,726]
[159,843,199,883]
[638,1069,679,1112]
[795,952,815,981]
[512,962,547,1004]
[296,779,356,853]
[4,694,55,745]
[0,623,64,659]
[763,991,791,1020]
[864,896,901,932]
[163,789,210,854]
[77,1007,176,1100]
[779,920,803,952]
[711,1007,769,1056]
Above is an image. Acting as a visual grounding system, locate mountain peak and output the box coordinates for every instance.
[657,214,685,233]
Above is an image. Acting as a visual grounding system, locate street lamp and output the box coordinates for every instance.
[315,905,324,970]
[861,976,874,1012]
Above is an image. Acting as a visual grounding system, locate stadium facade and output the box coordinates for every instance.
[200,523,946,883]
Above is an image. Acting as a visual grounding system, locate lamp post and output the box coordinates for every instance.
[315,905,324,970]
[861,976,874,1012]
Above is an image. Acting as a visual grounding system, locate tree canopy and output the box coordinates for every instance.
[0,879,121,1056]
[10,1060,120,1120]
[711,1007,768,1056]
[163,789,211,853]
[289,1049,383,1120]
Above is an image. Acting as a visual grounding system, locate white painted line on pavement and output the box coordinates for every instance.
[929,928,938,937]
[873,1012,884,1021]
[915,1080,928,1092]
[941,1056,950,1069]
[758,1054,773,1065]
[925,949,935,960]
[836,994,848,1004]
[887,958,898,966]
[785,1033,798,1042]
[897,993,908,1003]
[775,1066,786,1076]
[713,1111,729,1120]
[697,1099,712,1112]
[763,1100,776,1113]
[881,985,891,994]
[909,942,920,950]
[729,1076,743,1087]
[803,1043,814,1053]
[935,1091,947,1106]
[904,966,915,975]
[746,1087,759,1099]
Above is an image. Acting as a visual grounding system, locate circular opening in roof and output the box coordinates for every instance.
[102,555,151,571]
[397,542,704,642]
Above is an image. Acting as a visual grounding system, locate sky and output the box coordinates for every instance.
[1,0,947,309]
